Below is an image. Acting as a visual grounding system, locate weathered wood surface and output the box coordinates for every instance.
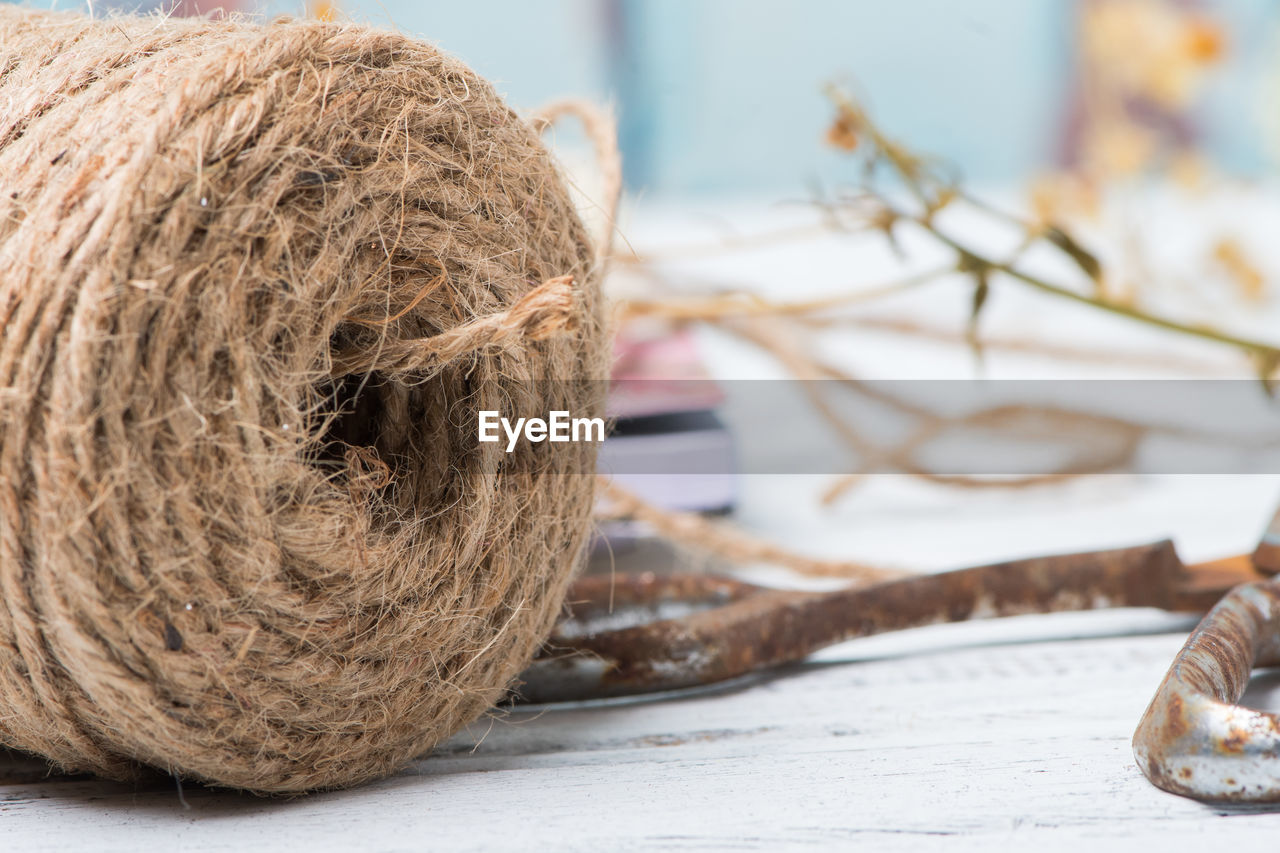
[6,614,1280,851]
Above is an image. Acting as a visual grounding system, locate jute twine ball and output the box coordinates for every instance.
[0,7,608,792]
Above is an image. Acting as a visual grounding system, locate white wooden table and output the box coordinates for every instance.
[5,592,1280,851]
[7,198,1280,850]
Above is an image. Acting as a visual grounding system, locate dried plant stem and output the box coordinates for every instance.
[823,85,1280,376]
[921,222,1280,366]
[721,317,1151,496]
[799,313,1231,374]
[598,479,906,583]
[618,267,947,324]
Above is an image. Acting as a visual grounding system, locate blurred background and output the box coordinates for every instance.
[17,0,1280,570]
[22,0,1280,197]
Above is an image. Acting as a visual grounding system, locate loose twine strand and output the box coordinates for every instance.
[523,102,915,584]
[530,99,624,269]
[526,101,916,584]
[596,479,909,583]
[515,101,1141,584]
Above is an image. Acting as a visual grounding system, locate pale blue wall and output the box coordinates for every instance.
[327,0,610,113]
[1200,0,1274,176]
[609,0,1067,191]
[13,0,1279,194]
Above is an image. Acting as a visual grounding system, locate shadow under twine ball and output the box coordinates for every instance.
[0,7,609,793]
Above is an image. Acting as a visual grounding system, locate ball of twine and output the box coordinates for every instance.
[0,7,610,792]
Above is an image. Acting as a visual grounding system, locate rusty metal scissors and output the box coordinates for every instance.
[519,510,1280,803]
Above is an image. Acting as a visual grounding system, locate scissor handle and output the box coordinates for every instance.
[1134,580,1280,802]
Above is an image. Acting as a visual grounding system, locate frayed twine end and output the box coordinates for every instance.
[514,275,578,341]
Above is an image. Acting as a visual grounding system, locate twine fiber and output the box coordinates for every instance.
[0,7,608,792]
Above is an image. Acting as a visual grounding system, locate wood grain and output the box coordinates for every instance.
[6,618,1280,851]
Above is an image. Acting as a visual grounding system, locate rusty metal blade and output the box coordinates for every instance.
[520,540,1245,704]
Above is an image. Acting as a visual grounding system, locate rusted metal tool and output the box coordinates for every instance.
[519,539,1262,705]
[521,508,1280,803]
[1133,506,1280,803]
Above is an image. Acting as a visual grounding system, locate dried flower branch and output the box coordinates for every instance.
[821,85,1280,384]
